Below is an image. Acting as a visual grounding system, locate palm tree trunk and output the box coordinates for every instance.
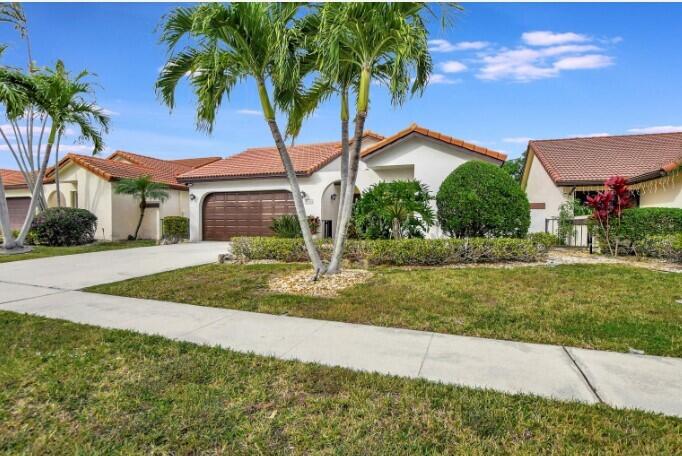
[257,80,325,276]
[54,133,62,207]
[15,124,56,246]
[0,175,17,249]
[134,199,146,240]
[336,88,350,230]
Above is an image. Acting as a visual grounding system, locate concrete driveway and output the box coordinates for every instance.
[0,241,229,290]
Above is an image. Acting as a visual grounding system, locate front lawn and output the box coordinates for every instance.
[87,263,682,357]
[0,240,156,263]
[1,312,679,453]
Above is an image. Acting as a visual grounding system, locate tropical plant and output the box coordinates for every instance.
[557,199,590,245]
[156,2,327,277]
[313,2,447,272]
[585,176,634,256]
[353,180,434,240]
[437,161,530,238]
[270,214,320,238]
[0,61,110,250]
[113,175,169,240]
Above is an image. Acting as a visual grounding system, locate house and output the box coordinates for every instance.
[178,123,507,241]
[2,151,220,240]
[521,132,682,233]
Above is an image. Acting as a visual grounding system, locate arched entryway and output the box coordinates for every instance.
[47,191,68,208]
[320,181,361,238]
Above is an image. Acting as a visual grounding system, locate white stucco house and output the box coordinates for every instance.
[522,132,682,234]
[178,124,507,241]
[1,151,220,240]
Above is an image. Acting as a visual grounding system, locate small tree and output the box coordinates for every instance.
[114,175,169,240]
[437,161,530,238]
[585,176,633,256]
[353,180,434,240]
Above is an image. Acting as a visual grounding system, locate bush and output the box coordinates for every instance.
[231,236,542,265]
[527,232,560,251]
[636,234,682,262]
[436,161,530,238]
[353,180,434,239]
[31,207,97,246]
[162,216,189,239]
[270,215,320,238]
[617,207,682,245]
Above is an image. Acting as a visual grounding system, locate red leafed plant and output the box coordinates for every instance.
[585,176,634,255]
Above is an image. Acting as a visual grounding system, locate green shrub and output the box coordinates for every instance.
[162,216,189,239]
[527,232,560,250]
[269,215,321,238]
[617,207,682,245]
[231,236,541,265]
[353,180,434,239]
[30,207,97,246]
[636,234,682,262]
[436,161,530,238]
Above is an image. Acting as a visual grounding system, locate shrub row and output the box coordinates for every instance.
[31,207,97,246]
[635,234,682,263]
[231,236,542,266]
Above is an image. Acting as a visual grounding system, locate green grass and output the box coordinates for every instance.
[88,263,682,357]
[0,240,156,263]
[1,312,679,454]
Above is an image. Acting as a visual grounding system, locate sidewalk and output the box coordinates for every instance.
[2,279,681,418]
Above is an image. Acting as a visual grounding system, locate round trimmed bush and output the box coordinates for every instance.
[31,207,97,246]
[436,161,530,238]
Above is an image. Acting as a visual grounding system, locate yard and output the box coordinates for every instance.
[1,311,679,453]
[0,240,156,264]
[88,262,682,357]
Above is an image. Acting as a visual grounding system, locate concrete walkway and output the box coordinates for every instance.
[0,243,680,418]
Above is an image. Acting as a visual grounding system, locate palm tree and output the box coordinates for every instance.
[314,3,443,273]
[0,60,110,249]
[113,176,169,240]
[156,3,327,276]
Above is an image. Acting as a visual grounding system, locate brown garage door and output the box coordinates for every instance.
[202,191,296,240]
[7,197,30,230]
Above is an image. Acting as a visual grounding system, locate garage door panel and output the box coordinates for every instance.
[202,190,296,241]
[7,197,31,231]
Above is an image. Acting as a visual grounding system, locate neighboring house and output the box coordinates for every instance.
[178,123,507,241]
[522,132,682,233]
[1,152,220,240]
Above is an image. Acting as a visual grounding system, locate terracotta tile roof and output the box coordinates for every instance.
[0,168,28,189]
[529,132,682,185]
[169,156,221,168]
[360,123,507,162]
[179,131,385,182]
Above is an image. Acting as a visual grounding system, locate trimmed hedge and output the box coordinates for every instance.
[31,207,97,246]
[231,236,542,266]
[636,234,682,263]
[526,232,560,250]
[436,161,530,238]
[617,208,682,245]
[162,216,189,239]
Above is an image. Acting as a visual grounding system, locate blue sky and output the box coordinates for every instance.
[1,2,681,169]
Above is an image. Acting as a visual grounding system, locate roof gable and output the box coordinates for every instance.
[528,132,682,186]
[360,124,506,162]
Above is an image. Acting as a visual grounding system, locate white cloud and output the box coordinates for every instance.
[100,108,120,116]
[428,74,461,85]
[428,39,489,53]
[539,44,601,57]
[503,137,533,144]
[522,31,590,46]
[627,125,682,134]
[553,54,613,70]
[440,60,467,73]
[237,109,262,116]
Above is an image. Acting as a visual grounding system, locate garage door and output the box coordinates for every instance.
[202,191,296,240]
[7,197,30,230]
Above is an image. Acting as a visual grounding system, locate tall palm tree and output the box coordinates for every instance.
[0,60,110,249]
[156,2,327,276]
[114,175,169,240]
[314,3,441,273]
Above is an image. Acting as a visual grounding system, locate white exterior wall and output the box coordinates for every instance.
[112,188,188,240]
[524,156,569,233]
[639,172,682,208]
[188,135,503,241]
